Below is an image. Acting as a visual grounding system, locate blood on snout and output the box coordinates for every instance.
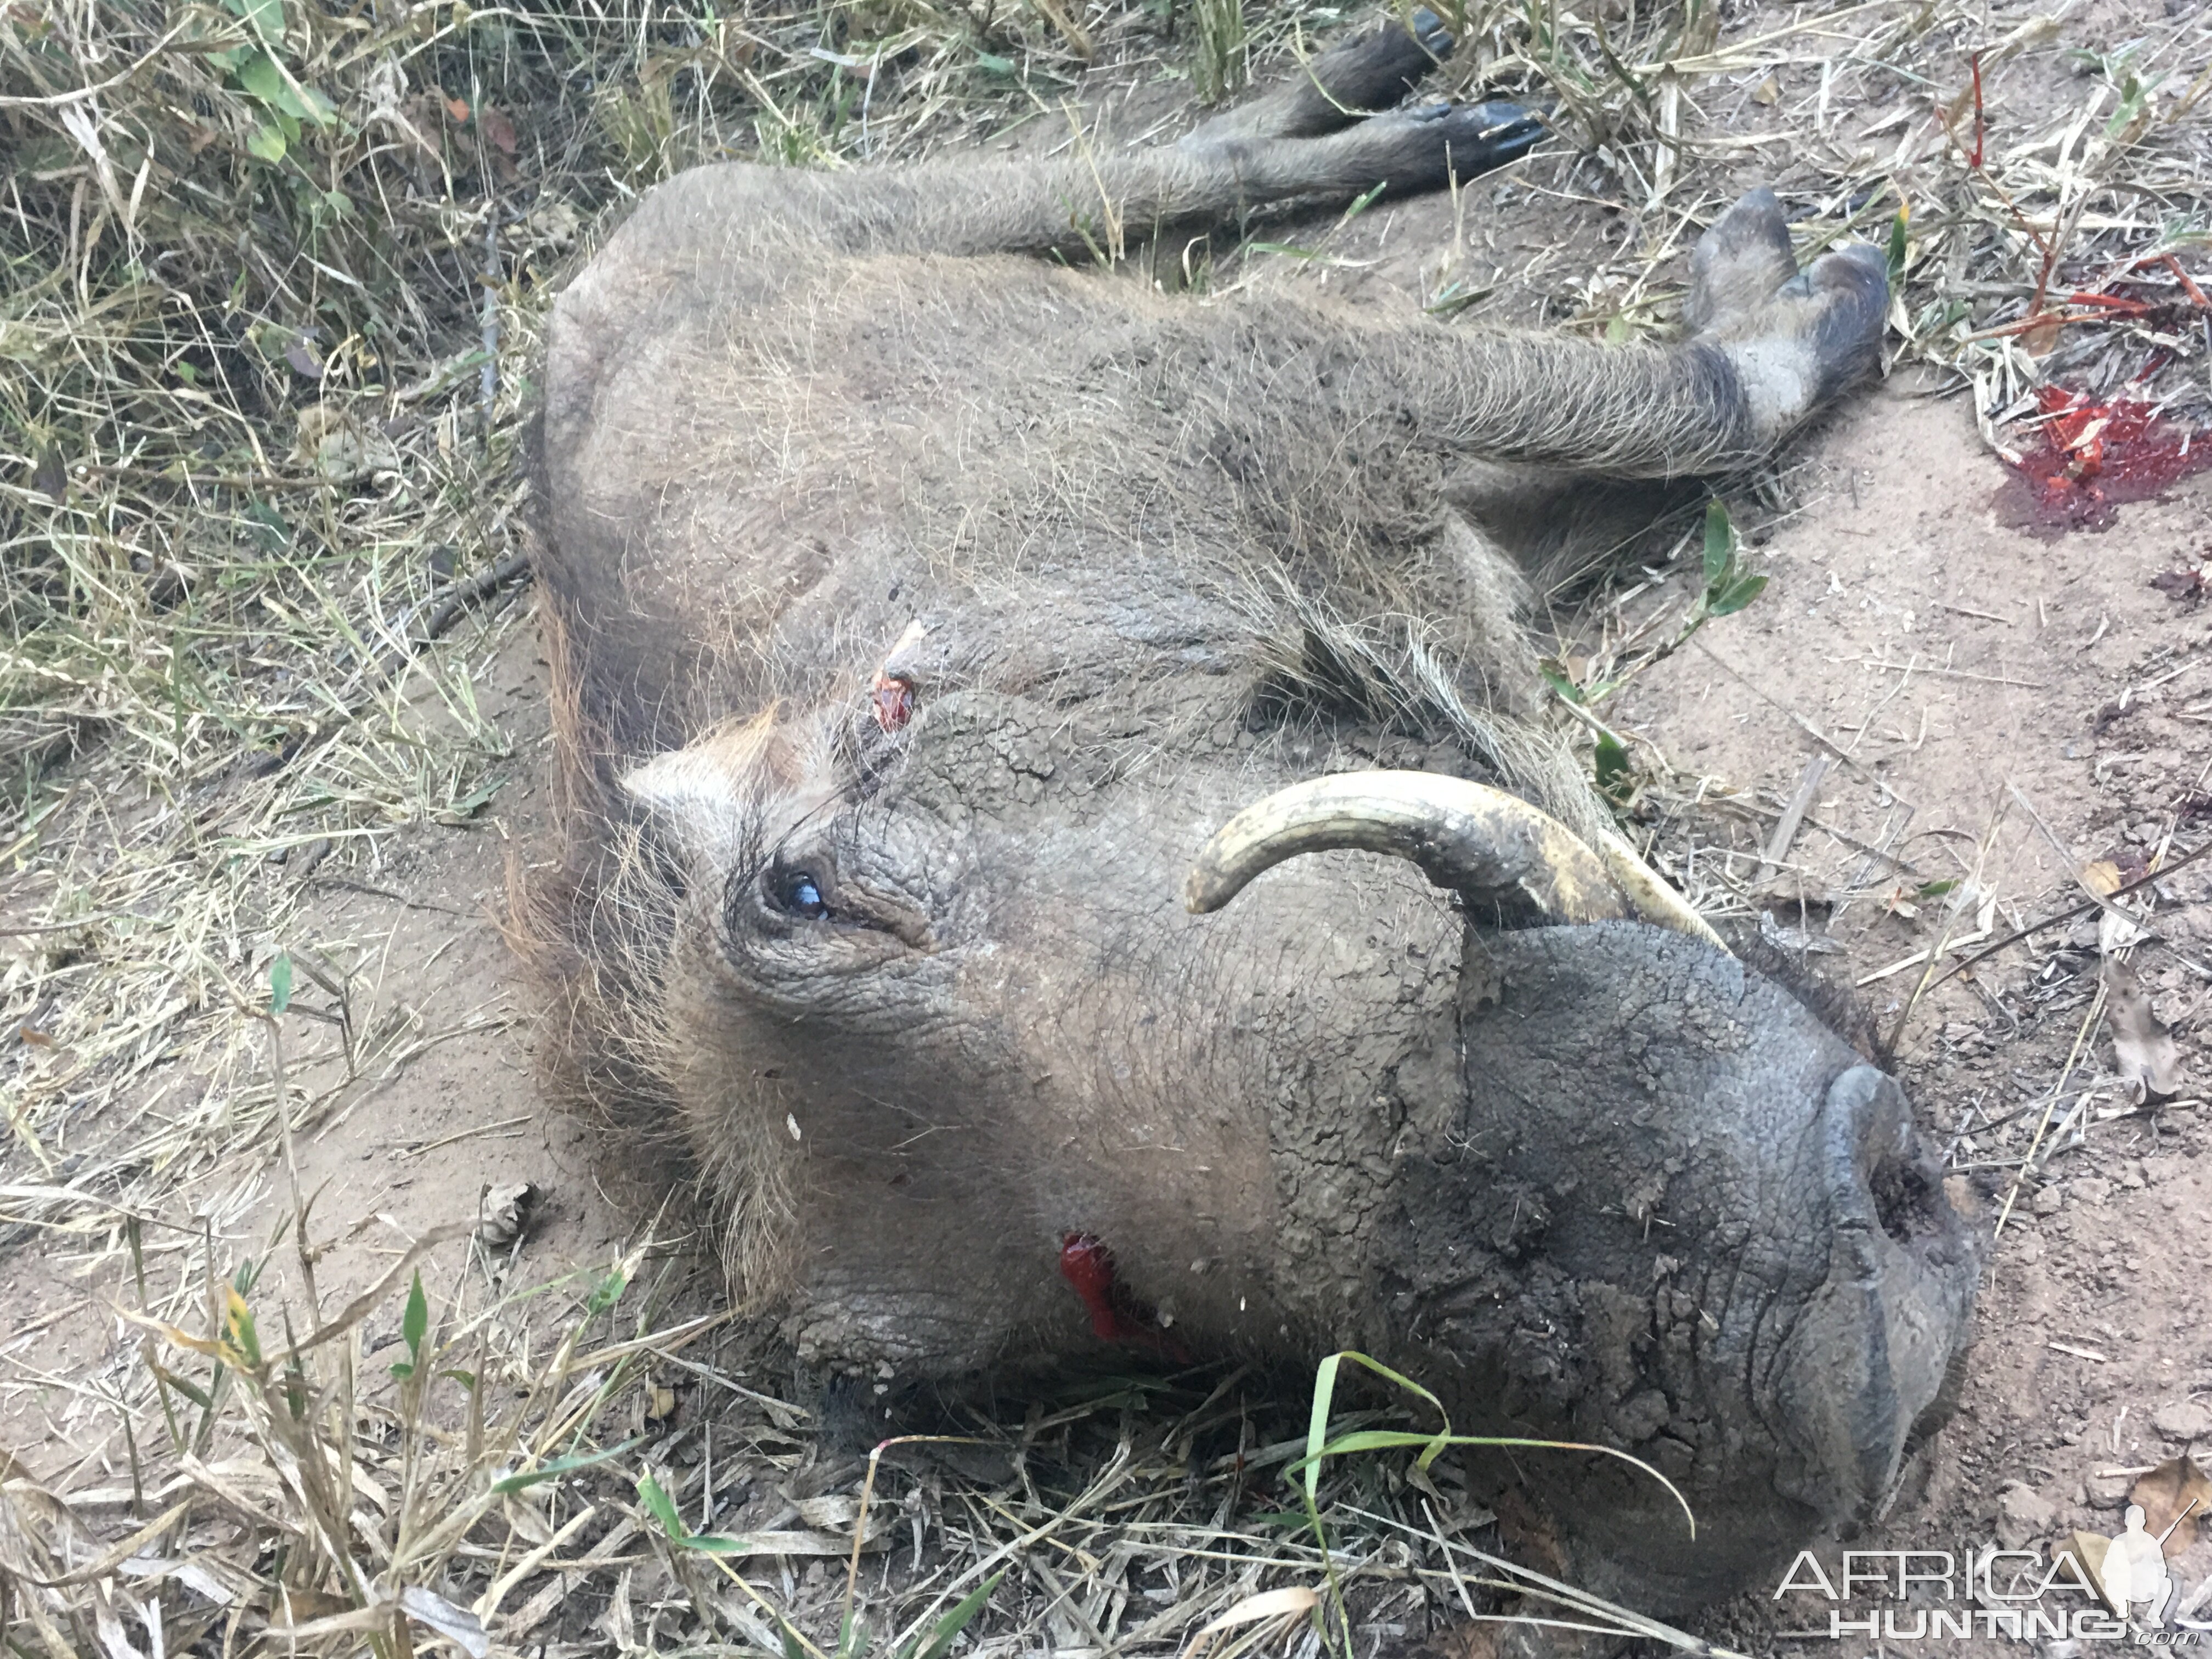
[871,670,915,732]
[1058,1233,1124,1340]
[1057,1233,1190,1362]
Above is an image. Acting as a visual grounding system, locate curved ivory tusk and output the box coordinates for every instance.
[1184,770,1725,950]
[1586,822,1729,951]
[1184,771,1625,922]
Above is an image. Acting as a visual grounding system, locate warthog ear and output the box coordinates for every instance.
[622,710,850,871]
[621,713,797,867]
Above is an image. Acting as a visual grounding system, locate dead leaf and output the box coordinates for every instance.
[1180,1587,1321,1659]
[598,1568,635,1651]
[2085,859,2149,951]
[703,1527,888,1557]
[2103,956,2184,1102]
[394,94,445,162]
[2151,566,2209,606]
[444,94,470,123]
[31,445,65,502]
[522,197,581,252]
[283,339,324,379]
[398,1585,490,1658]
[476,1181,539,1250]
[269,1587,354,1631]
[477,104,517,155]
[2131,1456,2212,1559]
[793,1494,859,1530]
[2054,1530,2117,1611]
[294,404,398,481]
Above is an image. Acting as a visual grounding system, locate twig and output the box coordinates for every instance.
[0,911,131,938]
[257,979,321,1318]
[0,20,198,108]
[1916,832,2212,996]
[405,1114,534,1157]
[1994,990,2105,1237]
[2008,780,2159,935]
[1881,783,2008,1057]
[1757,755,1829,884]
[59,465,355,493]
[417,552,533,648]
[479,202,501,450]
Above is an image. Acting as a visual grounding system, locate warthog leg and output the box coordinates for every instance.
[578,9,1536,275]
[600,102,1543,272]
[1427,188,1887,580]
[1328,196,1888,476]
[1173,10,1545,185]
[1182,8,1459,145]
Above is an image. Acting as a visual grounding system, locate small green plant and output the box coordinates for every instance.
[208,0,333,163]
[1279,1351,1692,1659]
[1690,498,1765,622]
[386,1270,428,1379]
[1246,182,1386,266]
[1542,498,1767,804]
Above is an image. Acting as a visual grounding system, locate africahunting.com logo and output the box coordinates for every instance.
[1775,1489,2212,1645]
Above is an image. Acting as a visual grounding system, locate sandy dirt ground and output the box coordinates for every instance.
[1606,388,2212,1651]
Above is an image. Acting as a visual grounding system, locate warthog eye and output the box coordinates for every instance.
[768,867,832,920]
[727,852,929,952]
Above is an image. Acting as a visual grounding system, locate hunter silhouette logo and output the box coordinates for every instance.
[1772,1459,2212,1645]
[2100,1505,2176,1626]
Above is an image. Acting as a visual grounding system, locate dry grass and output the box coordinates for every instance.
[5,0,2212,1652]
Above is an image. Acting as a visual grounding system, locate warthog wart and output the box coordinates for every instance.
[521,9,1977,1618]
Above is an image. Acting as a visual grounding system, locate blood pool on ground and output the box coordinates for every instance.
[1997,385,2212,534]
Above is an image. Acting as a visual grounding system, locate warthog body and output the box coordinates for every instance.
[528,13,1976,1615]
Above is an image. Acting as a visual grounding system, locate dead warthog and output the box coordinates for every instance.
[523,9,1975,1618]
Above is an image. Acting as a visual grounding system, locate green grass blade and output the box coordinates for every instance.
[490,1435,648,1495]
[906,1570,1003,1659]
[1285,1431,1697,1538]
[1304,1352,1343,1504]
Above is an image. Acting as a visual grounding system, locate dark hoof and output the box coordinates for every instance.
[1304,10,1459,118]
[1685,187,1891,438]
[1180,9,1463,149]
[1685,187,1797,333]
[1404,99,1546,178]
[1410,7,1454,61]
[1802,242,1889,398]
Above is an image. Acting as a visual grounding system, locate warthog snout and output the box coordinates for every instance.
[1779,1064,1977,1516]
